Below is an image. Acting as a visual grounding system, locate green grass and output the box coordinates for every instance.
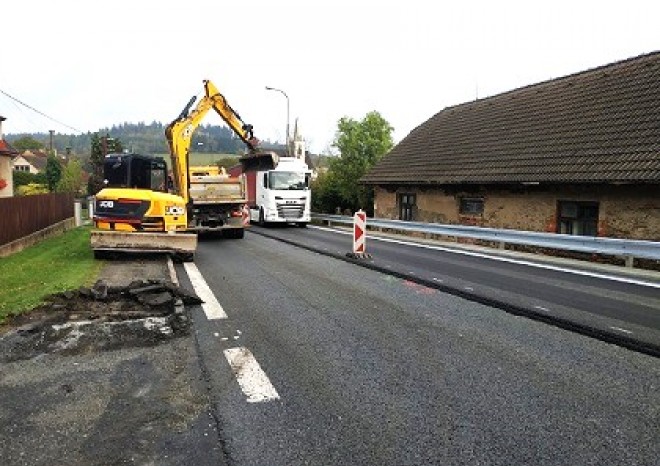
[0,227,103,323]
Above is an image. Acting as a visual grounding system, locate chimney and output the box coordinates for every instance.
[0,116,5,140]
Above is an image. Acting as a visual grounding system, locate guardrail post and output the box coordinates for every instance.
[498,241,506,250]
[624,255,635,268]
[88,197,95,221]
[74,199,82,227]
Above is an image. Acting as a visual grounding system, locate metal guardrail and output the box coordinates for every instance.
[312,214,660,266]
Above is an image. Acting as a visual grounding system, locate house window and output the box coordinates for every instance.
[557,201,599,236]
[398,193,416,221]
[459,197,484,215]
[14,165,30,172]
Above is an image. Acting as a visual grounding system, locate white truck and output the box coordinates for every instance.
[242,156,312,227]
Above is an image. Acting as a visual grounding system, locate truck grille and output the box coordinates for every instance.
[276,202,305,219]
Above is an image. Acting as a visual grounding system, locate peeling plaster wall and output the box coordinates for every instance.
[373,184,660,240]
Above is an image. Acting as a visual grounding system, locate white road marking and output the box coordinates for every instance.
[432,277,444,282]
[183,263,227,320]
[610,326,633,335]
[166,257,179,286]
[224,347,280,403]
[309,226,660,289]
[464,286,474,291]
[534,306,551,312]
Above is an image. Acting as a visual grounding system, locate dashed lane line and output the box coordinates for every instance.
[224,347,281,403]
[181,263,279,402]
[183,262,227,320]
[610,326,633,335]
[534,306,551,313]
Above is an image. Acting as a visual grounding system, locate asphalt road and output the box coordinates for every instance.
[250,224,660,354]
[176,231,660,466]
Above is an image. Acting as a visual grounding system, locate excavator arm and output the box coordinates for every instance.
[165,79,260,203]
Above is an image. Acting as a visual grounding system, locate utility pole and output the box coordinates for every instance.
[49,130,55,154]
[265,86,290,155]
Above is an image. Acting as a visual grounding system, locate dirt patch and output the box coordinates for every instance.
[0,279,202,362]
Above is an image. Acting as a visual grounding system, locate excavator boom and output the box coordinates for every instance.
[166,80,260,204]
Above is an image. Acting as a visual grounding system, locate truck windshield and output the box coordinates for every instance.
[269,172,308,190]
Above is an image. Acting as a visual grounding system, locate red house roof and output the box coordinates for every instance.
[0,139,18,157]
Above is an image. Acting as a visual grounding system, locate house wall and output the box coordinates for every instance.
[12,155,39,174]
[0,156,13,197]
[373,184,660,240]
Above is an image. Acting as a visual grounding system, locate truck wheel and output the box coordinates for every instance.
[258,208,265,226]
[234,228,245,239]
[297,222,308,228]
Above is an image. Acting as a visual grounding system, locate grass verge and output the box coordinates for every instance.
[0,226,103,323]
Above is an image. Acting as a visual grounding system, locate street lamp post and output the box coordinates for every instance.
[265,86,290,155]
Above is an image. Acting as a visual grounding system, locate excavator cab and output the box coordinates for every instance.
[103,153,168,192]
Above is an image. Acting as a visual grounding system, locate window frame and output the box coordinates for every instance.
[557,200,599,236]
[398,192,416,221]
[459,197,484,216]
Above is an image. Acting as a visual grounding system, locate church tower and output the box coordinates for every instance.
[290,118,306,162]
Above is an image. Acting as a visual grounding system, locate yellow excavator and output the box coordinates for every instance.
[90,80,269,260]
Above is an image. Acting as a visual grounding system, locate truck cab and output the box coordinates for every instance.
[246,157,311,227]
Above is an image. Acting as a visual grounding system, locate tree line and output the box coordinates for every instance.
[6,121,250,157]
[8,112,396,215]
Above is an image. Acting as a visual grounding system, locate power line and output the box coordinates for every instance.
[0,88,84,133]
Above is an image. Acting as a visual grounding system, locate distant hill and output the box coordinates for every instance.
[6,121,285,158]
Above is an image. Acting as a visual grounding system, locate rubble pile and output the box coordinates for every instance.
[0,279,202,362]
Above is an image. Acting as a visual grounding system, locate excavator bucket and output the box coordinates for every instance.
[90,230,197,261]
[240,151,279,172]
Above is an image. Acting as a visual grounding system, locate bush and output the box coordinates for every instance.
[17,183,49,196]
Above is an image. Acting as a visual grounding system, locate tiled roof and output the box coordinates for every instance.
[18,152,48,171]
[0,140,18,157]
[362,51,660,185]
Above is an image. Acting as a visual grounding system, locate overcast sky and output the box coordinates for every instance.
[1,0,658,153]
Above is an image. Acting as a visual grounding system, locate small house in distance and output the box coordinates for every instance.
[12,150,49,174]
[361,52,660,240]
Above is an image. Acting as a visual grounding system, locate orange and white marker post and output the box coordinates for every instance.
[241,204,250,227]
[348,209,371,259]
[353,210,366,253]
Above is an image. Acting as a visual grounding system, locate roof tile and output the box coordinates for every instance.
[363,52,660,185]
